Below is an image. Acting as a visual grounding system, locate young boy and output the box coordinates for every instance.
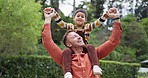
[43,8,110,78]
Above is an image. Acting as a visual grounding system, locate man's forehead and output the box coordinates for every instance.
[67,32,78,37]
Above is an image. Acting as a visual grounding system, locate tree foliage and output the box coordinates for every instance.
[121,14,148,62]
[103,15,148,62]
[0,0,43,57]
[77,0,105,20]
[91,0,106,18]
[88,14,148,62]
[141,17,148,36]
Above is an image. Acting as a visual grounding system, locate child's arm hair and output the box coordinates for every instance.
[52,10,74,30]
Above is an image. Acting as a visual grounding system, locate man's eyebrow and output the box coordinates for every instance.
[71,34,77,37]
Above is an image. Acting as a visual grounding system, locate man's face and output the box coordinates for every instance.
[66,32,85,47]
[73,12,87,26]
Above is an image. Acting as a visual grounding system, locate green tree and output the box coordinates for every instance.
[89,14,147,62]
[141,17,148,36]
[91,0,106,18]
[0,0,43,57]
[121,14,148,62]
[138,17,148,61]
[77,0,105,19]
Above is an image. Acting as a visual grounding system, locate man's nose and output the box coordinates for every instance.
[78,36,81,39]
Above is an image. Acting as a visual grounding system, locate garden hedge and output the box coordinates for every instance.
[0,55,140,78]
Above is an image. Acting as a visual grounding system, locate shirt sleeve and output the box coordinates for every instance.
[84,14,109,32]
[53,12,74,30]
[95,22,122,60]
[42,23,63,66]
[83,21,103,41]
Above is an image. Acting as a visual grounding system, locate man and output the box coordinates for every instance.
[42,8,122,78]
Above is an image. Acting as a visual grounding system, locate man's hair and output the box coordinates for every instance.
[73,9,88,18]
[62,30,73,47]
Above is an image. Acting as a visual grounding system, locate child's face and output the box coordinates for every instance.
[73,12,87,26]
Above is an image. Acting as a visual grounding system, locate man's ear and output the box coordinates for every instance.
[66,42,72,47]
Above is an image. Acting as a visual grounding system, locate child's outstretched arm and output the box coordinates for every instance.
[84,11,109,30]
[51,8,74,30]
[43,7,74,30]
[83,8,116,40]
[84,8,120,32]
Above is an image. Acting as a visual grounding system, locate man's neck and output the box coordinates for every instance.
[71,47,83,54]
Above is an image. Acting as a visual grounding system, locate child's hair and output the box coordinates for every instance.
[73,9,88,18]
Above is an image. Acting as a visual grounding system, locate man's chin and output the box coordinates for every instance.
[79,43,85,47]
[74,44,85,47]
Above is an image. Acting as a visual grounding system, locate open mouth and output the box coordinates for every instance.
[78,40,81,43]
[77,19,83,22]
[78,40,83,43]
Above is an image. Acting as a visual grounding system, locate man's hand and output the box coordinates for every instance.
[101,8,120,20]
[43,7,56,19]
[43,7,56,23]
[107,8,120,19]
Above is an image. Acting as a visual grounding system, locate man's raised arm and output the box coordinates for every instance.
[95,8,122,59]
[42,10,63,66]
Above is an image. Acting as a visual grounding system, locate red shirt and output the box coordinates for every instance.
[42,22,122,78]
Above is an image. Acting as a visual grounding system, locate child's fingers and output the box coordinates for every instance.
[108,8,117,13]
[112,8,117,13]
[44,11,51,15]
[43,7,52,13]
[43,8,55,15]
[108,12,120,18]
[108,8,113,13]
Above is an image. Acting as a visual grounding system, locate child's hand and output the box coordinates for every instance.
[43,7,56,15]
[43,7,56,19]
[108,8,117,14]
[107,8,120,19]
[43,7,53,14]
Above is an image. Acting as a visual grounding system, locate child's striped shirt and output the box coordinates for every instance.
[53,12,109,41]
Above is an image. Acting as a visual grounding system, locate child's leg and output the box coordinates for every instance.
[62,48,73,74]
[85,44,102,75]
